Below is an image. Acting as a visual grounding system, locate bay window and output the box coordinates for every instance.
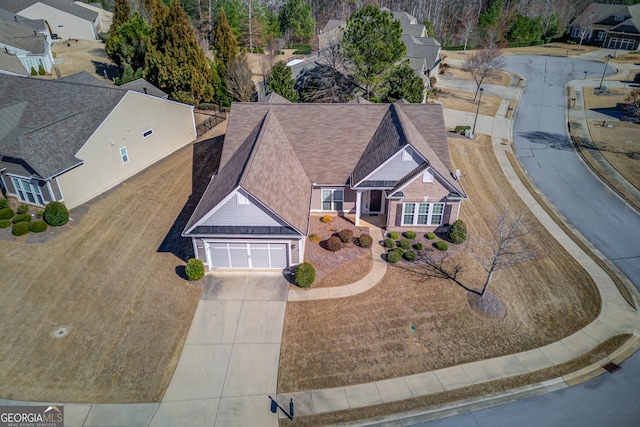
[402,202,444,226]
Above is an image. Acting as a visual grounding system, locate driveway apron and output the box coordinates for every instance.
[150,272,288,427]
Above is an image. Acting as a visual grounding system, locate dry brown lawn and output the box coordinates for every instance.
[50,39,117,81]
[586,120,640,191]
[443,43,601,62]
[440,66,512,87]
[612,51,640,64]
[435,88,502,116]
[0,125,227,403]
[583,87,631,110]
[278,135,600,394]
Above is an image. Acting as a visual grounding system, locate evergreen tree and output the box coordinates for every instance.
[213,8,238,64]
[267,61,298,102]
[279,0,314,44]
[507,14,542,43]
[111,0,131,32]
[478,0,505,43]
[383,63,424,104]
[106,11,151,73]
[144,1,214,105]
[341,5,405,99]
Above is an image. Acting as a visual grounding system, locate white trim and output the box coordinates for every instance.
[401,202,445,226]
[394,165,462,196]
[353,145,426,188]
[422,171,434,182]
[202,239,290,269]
[321,188,344,211]
[46,180,55,202]
[236,193,249,205]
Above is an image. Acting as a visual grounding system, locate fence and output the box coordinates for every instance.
[195,109,227,137]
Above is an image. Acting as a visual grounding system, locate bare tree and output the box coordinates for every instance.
[573,9,596,47]
[462,45,505,101]
[624,89,640,121]
[225,53,256,102]
[455,6,478,52]
[472,210,538,297]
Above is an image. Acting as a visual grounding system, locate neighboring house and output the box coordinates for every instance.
[569,3,640,50]
[0,8,54,74]
[2,0,104,40]
[183,98,466,271]
[75,2,112,33]
[0,72,196,209]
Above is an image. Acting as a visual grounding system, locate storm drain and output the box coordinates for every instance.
[53,327,69,338]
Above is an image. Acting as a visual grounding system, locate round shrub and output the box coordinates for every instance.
[391,247,404,256]
[449,219,468,244]
[29,220,48,233]
[0,219,11,228]
[357,233,373,248]
[12,213,31,223]
[44,201,69,226]
[337,228,354,243]
[435,241,449,251]
[413,242,424,250]
[404,231,416,239]
[185,258,205,281]
[425,232,436,240]
[386,251,401,263]
[404,251,417,261]
[294,262,316,288]
[383,238,395,248]
[12,221,30,236]
[320,215,332,223]
[326,236,342,252]
[399,239,411,250]
[0,198,9,209]
[388,231,399,240]
[0,208,15,220]
[17,204,29,214]
[308,234,321,243]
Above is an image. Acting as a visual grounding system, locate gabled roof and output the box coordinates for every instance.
[260,92,292,104]
[184,111,311,235]
[571,3,640,31]
[0,50,29,76]
[0,72,165,178]
[3,0,98,22]
[0,12,48,54]
[120,78,168,98]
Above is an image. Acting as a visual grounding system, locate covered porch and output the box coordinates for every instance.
[354,189,387,226]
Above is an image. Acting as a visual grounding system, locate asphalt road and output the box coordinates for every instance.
[413,55,640,427]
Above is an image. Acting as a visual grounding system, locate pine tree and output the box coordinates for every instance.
[106,11,151,72]
[213,8,238,64]
[383,63,424,104]
[144,1,214,105]
[342,5,405,99]
[111,0,131,32]
[267,61,298,102]
[279,0,314,44]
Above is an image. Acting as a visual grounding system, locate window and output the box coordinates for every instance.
[402,202,444,226]
[322,189,343,211]
[236,193,249,205]
[142,129,153,138]
[614,15,625,22]
[120,147,129,164]
[422,171,434,182]
[11,177,44,205]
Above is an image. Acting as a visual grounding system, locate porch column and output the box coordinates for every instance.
[355,191,362,226]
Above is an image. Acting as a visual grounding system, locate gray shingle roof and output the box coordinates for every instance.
[0,13,48,54]
[185,101,465,235]
[0,50,29,75]
[120,78,168,98]
[3,0,98,21]
[260,92,292,104]
[0,72,164,178]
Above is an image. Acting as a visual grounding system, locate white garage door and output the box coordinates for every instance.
[207,242,287,269]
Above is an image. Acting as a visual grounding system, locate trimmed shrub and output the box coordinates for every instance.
[0,208,15,220]
[449,219,468,244]
[383,238,395,248]
[326,236,342,252]
[386,251,401,263]
[36,210,44,219]
[12,221,29,236]
[308,234,322,243]
[435,241,449,251]
[30,67,37,76]
[391,247,404,256]
[413,242,424,250]
[185,258,205,281]
[0,219,11,228]
[399,239,411,250]
[38,64,46,75]
[404,250,417,261]
[294,262,316,288]
[29,220,48,233]
[455,125,471,135]
[0,199,9,209]
[17,204,29,214]
[337,228,354,243]
[320,215,332,223]
[357,233,373,248]
[44,201,69,226]
[12,213,31,223]
[403,231,416,239]
[388,231,399,240]
[425,232,436,240]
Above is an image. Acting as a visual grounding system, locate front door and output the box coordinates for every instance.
[369,190,382,212]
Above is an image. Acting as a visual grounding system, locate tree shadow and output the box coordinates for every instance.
[157,135,224,261]
[91,60,118,80]
[591,106,626,120]
[517,131,573,151]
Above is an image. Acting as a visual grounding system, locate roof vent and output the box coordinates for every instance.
[143,87,147,94]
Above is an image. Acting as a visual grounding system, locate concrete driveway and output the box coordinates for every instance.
[151,272,288,427]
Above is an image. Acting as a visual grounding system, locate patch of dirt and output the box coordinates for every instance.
[278,136,600,394]
[467,292,506,319]
[435,88,502,116]
[50,39,118,81]
[304,215,371,288]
